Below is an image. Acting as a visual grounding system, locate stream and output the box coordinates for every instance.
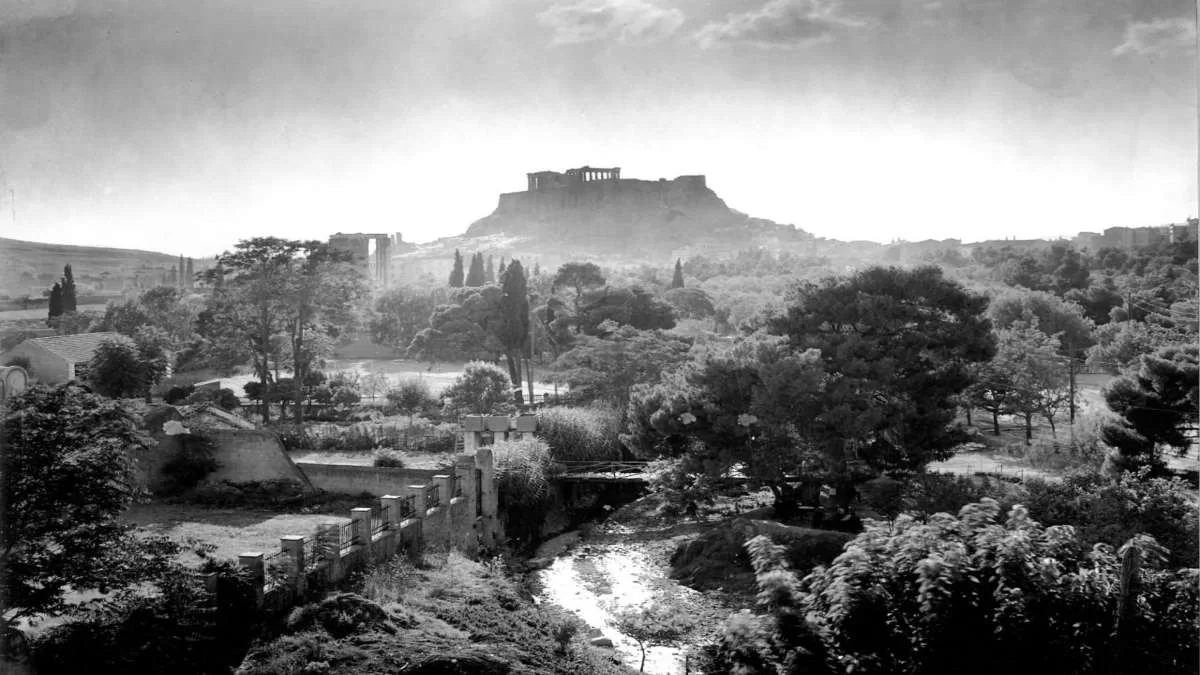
[529,506,743,674]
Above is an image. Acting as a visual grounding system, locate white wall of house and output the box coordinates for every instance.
[3,342,73,384]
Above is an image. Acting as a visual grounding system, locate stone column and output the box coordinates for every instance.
[281,536,306,594]
[317,522,343,576]
[475,447,500,547]
[401,484,426,519]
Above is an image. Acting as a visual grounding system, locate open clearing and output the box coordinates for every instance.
[122,503,351,564]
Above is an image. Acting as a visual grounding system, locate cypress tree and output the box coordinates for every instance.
[47,282,63,323]
[465,252,485,287]
[498,259,530,392]
[498,259,508,279]
[185,257,194,289]
[485,255,496,284]
[178,255,185,289]
[61,264,77,312]
[449,249,464,287]
[670,258,685,289]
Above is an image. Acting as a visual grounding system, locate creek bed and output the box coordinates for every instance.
[530,508,745,674]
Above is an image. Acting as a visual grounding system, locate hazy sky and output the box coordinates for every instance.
[1,0,1196,256]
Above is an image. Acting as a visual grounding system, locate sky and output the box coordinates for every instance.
[0,0,1196,256]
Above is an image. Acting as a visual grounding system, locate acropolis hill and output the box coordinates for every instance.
[464,165,810,255]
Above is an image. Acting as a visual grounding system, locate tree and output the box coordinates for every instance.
[201,238,304,423]
[465,252,486,287]
[610,596,694,672]
[61,264,77,313]
[767,265,995,472]
[387,378,436,424]
[0,385,180,623]
[987,288,1094,358]
[552,324,692,409]
[369,286,442,354]
[624,335,826,517]
[664,287,715,320]
[552,262,606,318]
[1102,344,1198,473]
[449,249,464,288]
[408,286,505,364]
[987,321,1070,441]
[670,258,684,289]
[441,361,513,415]
[575,286,675,335]
[132,326,173,403]
[185,257,194,289]
[46,282,63,324]
[279,243,369,423]
[485,254,495,284]
[497,260,531,394]
[88,335,148,398]
[966,361,1016,436]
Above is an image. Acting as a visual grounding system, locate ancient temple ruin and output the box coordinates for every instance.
[526,166,621,191]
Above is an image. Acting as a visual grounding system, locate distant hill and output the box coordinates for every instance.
[0,237,182,300]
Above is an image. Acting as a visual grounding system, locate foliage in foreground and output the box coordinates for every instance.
[239,552,632,674]
[492,437,560,546]
[0,384,181,622]
[705,499,1200,675]
[535,405,623,461]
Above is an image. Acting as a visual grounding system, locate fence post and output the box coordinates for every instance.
[351,508,372,546]
[381,495,402,529]
[238,552,266,607]
[281,535,306,595]
[317,522,343,582]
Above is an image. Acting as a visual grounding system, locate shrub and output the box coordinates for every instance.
[442,361,514,415]
[373,451,406,468]
[164,384,196,405]
[1023,469,1200,568]
[386,378,437,418]
[709,501,1200,675]
[899,472,1026,518]
[535,405,622,461]
[183,386,240,411]
[492,437,558,546]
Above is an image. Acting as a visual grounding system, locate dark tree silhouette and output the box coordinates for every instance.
[449,249,464,288]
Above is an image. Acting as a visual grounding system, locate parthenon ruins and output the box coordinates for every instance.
[526,166,621,191]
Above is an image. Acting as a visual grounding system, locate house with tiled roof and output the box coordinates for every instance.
[3,331,123,384]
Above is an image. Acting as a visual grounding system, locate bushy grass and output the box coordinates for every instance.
[275,418,457,454]
[535,405,623,461]
[239,550,633,674]
[492,437,560,546]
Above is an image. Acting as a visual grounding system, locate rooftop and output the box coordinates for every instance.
[25,331,123,363]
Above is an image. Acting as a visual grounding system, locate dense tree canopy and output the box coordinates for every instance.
[1,385,179,622]
[768,265,995,470]
[1102,343,1199,473]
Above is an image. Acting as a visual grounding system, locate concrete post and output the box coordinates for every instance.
[350,508,372,546]
[238,552,266,606]
[463,428,478,454]
[281,536,306,594]
[439,473,456,503]
[401,484,427,518]
[476,447,500,547]
[381,495,402,530]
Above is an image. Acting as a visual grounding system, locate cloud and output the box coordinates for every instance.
[0,0,77,25]
[695,0,863,49]
[1113,16,1196,56]
[537,0,684,45]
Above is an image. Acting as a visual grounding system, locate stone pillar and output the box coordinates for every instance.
[381,495,402,530]
[281,536,306,594]
[475,447,500,547]
[401,484,427,519]
[238,552,266,606]
[351,508,372,546]
[463,428,478,454]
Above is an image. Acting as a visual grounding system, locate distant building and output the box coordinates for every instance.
[3,331,122,384]
[1170,218,1198,244]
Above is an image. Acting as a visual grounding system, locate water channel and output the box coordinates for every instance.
[530,502,742,674]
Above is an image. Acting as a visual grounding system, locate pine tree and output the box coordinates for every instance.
[61,264,77,312]
[185,257,194,289]
[449,249,464,287]
[498,259,508,279]
[465,252,486,287]
[670,258,684,289]
[485,255,496,284]
[47,282,63,323]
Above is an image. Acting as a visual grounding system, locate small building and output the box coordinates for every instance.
[3,332,123,384]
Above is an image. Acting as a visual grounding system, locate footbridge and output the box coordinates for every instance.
[555,460,653,483]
